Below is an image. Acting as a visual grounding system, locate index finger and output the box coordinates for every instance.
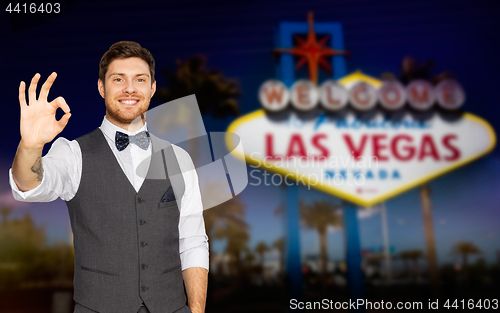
[28,73,40,104]
[39,72,57,101]
[51,96,71,114]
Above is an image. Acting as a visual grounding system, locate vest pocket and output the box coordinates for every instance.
[160,263,181,274]
[81,265,119,276]
[158,201,178,210]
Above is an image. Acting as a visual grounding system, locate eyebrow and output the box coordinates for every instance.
[108,73,150,78]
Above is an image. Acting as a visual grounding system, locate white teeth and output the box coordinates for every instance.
[120,100,138,104]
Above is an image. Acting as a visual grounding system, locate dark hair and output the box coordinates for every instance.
[99,41,155,84]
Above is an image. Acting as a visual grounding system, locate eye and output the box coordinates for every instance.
[114,78,123,82]
[138,78,146,82]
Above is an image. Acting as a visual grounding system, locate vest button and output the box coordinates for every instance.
[138,219,146,225]
[140,241,148,247]
[141,286,148,292]
[141,264,148,270]
[137,197,144,203]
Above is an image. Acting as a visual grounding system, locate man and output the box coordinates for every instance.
[10,41,208,313]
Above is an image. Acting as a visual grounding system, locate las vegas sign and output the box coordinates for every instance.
[227,71,496,207]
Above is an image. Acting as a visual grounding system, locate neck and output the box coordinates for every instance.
[106,113,145,132]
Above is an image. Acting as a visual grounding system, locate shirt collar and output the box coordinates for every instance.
[100,116,148,143]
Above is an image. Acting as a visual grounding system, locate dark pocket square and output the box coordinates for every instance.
[160,186,176,203]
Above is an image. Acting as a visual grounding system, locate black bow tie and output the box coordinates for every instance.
[115,131,150,151]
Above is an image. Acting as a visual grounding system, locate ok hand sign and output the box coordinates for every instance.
[19,72,71,149]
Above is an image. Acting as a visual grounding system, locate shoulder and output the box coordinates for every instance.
[171,144,192,162]
[149,134,196,172]
[74,128,103,150]
[171,144,196,172]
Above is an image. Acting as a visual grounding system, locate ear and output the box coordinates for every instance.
[151,80,156,98]
[98,79,105,98]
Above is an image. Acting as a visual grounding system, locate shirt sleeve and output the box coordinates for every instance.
[9,137,82,202]
[173,145,209,272]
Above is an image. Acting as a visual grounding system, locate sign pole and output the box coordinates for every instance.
[285,184,303,306]
[343,203,365,313]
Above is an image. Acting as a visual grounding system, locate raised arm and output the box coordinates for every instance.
[12,72,71,191]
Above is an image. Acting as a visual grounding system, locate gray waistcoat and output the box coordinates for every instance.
[66,128,186,313]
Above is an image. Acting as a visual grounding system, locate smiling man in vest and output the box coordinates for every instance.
[9,41,208,313]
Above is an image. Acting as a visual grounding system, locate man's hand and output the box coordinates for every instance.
[19,72,71,149]
[182,267,208,313]
[12,73,71,191]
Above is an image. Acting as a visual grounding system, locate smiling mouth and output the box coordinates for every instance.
[119,99,139,106]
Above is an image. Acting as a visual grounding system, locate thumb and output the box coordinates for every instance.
[55,112,71,134]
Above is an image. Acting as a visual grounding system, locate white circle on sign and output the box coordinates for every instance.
[435,79,465,110]
[407,79,435,111]
[378,81,407,110]
[349,82,377,111]
[259,79,290,112]
[290,79,318,111]
[319,80,348,111]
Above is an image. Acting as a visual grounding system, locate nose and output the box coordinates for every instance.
[123,79,137,94]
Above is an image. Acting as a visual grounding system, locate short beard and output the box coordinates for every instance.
[105,100,148,131]
[106,107,137,124]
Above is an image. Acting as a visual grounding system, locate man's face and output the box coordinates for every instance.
[98,57,156,129]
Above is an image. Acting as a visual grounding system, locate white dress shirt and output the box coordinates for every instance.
[9,116,209,271]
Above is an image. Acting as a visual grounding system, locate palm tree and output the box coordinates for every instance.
[203,193,249,277]
[215,220,250,276]
[243,249,256,268]
[300,200,342,276]
[150,57,242,204]
[377,58,458,292]
[273,237,285,274]
[254,242,269,269]
[203,195,247,257]
[407,249,424,275]
[153,55,241,165]
[419,184,439,287]
[388,58,453,290]
[399,249,424,280]
[399,56,435,84]
[154,55,240,118]
[0,211,73,288]
[452,241,481,267]
[399,251,412,276]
